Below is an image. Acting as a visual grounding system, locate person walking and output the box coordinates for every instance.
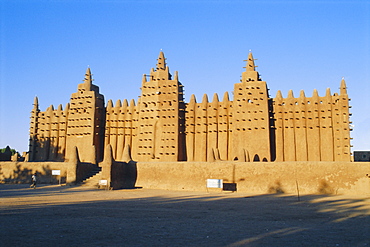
[30,173,37,189]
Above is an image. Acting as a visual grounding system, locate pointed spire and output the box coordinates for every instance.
[222,91,230,102]
[245,52,257,72]
[241,51,260,82]
[47,104,54,112]
[189,94,197,104]
[312,89,319,98]
[325,88,331,97]
[174,71,179,81]
[299,90,306,105]
[156,51,166,71]
[129,99,136,107]
[276,90,283,100]
[122,99,128,108]
[115,99,122,108]
[107,99,113,110]
[202,94,209,103]
[142,74,147,83]
[24,153,29,162]
[212,93,219,103]
[201,94,209,108]
[287,90,294,98]
[57,104,63,112]
[202,94,208,104]
[84,67,92,85]
[65,103,70,112]
[150,68,155,75]
[340,77,347,95]
[33,96,39,110]
[211,93,219,109]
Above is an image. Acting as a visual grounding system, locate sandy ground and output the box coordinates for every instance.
[0,184,369,247]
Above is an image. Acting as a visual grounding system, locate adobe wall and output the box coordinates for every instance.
[134,161,370,195]
[273,84,351,162]
[0,162,68,184]
[105,99,138,161]
[0,160,96,184]
[2,160,369,195]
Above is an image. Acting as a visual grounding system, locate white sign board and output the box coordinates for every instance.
[52,170,61,176]
[99,180,108,186]
[207,179,223,188]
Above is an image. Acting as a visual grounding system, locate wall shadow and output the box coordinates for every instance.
[111,161,138,190]
[268,180,285,194]
[0,186,368,246]
[29,137,65,162]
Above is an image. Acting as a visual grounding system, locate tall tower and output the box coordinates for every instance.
[231,52,272,161]
[28,96,40,161]
[332,78,351,161]
[65,68,105,163]
[137,51,186,161]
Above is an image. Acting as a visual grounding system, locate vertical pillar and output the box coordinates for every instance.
[185,94,196,161]
[295,90,308,161]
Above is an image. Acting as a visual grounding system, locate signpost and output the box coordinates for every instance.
[99,180,108,186]
[206,179,237,192]
[99,180,110,190]
[52,170,61,185]
[207,179,223,188]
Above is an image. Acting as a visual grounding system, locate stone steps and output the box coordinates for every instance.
[81,168,102,188]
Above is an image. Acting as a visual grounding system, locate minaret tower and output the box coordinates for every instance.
[65,68,105,163]
[231,52,272,161]
[332,78,351,161]
[28,96,40,161]
[137,51,186,161]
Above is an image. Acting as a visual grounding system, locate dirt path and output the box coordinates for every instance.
[0,184,369,246]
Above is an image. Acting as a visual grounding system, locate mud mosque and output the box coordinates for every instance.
[3,51,366,194]
[28,51,351,164]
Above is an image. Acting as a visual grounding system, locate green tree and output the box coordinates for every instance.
[0,146,19,156]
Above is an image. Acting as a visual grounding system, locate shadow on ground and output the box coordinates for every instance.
[0,184,98,198]
[0,185,369,247]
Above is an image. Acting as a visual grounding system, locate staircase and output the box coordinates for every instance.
[81,166,102,188]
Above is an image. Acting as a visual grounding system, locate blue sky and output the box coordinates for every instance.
[1,0,369,153]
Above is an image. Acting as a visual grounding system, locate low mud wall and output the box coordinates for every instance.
[2,161,369,195]
[135,161,370,195]
[0,162,68,184]
[0,161,98,185]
